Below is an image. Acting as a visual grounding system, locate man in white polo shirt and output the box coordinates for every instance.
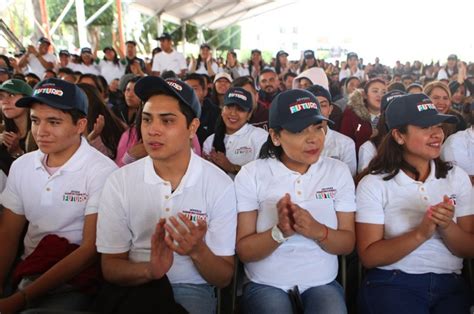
[18,37,57,78]
[306,84,357,176]
[0,78,117,313]
[152,33,187,78]
[96,76,236,314]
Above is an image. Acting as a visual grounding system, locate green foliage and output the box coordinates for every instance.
[47,0,114,26]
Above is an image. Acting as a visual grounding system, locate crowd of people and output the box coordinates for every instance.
[0,32,472,314]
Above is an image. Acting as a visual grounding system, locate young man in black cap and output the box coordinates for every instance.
[152,33,187,78]
[123,40,146,75]
[0,78,117,313]
[96,76,236,314]
[18,37,57,78]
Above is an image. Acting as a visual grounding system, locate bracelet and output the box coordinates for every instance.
[318,224,329,243]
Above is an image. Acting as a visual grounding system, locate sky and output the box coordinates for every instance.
[239,0,474,66]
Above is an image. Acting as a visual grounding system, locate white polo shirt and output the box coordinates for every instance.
[0,138,117,259]
[96,152,236,284]
[356,162,473,274]
[235,156,356,292]
[27,53,57,78]
[358,140,377,173]
[152,50,187,74]
[73,63,100,75]
[322,128,357,176]
[98,60,126,84]
[339,68,365,82]
[193,61,219,75]
[203,123,268,176]
[441,127,474,176]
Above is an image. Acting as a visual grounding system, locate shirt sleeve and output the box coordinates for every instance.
[356,175,385,224]
[84,160,117,215]
[358,141,376,173]
[334,162,356,212]
[0,160,24,214]
[452,167,473,218]
[151,54,161,72]
[202,134,214,156]
[234,163,259,212]
[342,138,357,177]
[179,54,187,71]
[96,172,133,253]
[251,129,268,160]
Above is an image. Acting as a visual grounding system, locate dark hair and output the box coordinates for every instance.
[103,48,119,65]
[357,126,452,183]
[275,53,287,75]
[258,129,283,160]
[12,73,25,81]
[78,83,127,159]
[232,76,256,91]
[283,72,297,82]
[363,78,386,95]
[299,57,318,73]
[161,70,178,80]
[96,75,109,98]
[387,82,406,92]
[60,108,87,124]
[44,69,57,78]
[211,116,226,153]
[260,68,277,77]
[184,73,206,90]
[57,67,74,75]
[78,74,104,95]
[247,52,265,78]
[0,55,13,72]
[196,46,211,72]
[369,114,388,148]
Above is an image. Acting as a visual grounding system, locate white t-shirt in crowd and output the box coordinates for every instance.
[72,63,100,75]
[322,128,357,176]
[152,50,187,75]
[192,61,219,75]
[358,140,377,173]
[203,123,268,177]
[356,162,473,274]
[96,152,236,284]
[339,68,365,82]
[27,53,57,78]
[0,138,117,259]
[98,60,126,84]
[234,156,356,292]
[441,127,474,175]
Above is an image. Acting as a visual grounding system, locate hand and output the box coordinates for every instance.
[206,55,212,64]
[148,218,174,280]
[88,115,105,141]
[9,58,18,69]
[27,45,36,55]
[209,150,234,173]
[164,213,207,259]
[0,293,25,314]
[416,210,437,241]
[291,203,326,241]
[429,195,455,230]
[3,132,21,154]
[276,194,295,237]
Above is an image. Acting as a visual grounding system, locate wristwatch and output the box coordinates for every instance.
[271,225,288,243]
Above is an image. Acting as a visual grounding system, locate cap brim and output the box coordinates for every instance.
[16,95,73,111]
[0,86,21,95]
[281,114,333,133]
[224,102,252,112]
[410,113,459,128]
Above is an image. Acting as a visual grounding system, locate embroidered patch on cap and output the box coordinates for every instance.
[166,80,183,91]
[289,99,318,114]
[416,103,436,112]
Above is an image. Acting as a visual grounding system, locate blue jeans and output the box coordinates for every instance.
[358,269,471,314]
[241,280,347,314]
[20,290,93,313]
[172,283,216,314]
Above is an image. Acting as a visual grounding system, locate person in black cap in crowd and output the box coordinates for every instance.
[339,52,365,82]
[299,50,318,74]
[57,67,76,84]
[306,84,357,176]
[24,73,41,89]
[0,78,117,313]
[437,54,459,80]
[184,73,220,146]
[73,48,99,75]
[189,43,218,77]
[247,49,265,81]
[203,87,268,178]
[233,75,270,130]
[275,50,290,79]
[95,76,236,314]
[356,93,472,314]
[258,68,280,110]
[56,50,73,72]
[406,83,423,94]
[98,47,126,86]
[18,37,56,78]
[123,40,146,75]
[235,89,355,314]
[152,32,187,78]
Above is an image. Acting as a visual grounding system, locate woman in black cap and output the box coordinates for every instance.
[275,50,290,79]
[298,50,318,74]
[189,43,218,76]
[235,89,354,314]
[247,49,265,81]
[356,93,473,314]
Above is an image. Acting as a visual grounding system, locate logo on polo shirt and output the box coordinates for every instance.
[315,187,336,199]
[289,100,318,114]
[416,103,436,112]
[234,146,252,155]
[448,194,457,206]
[63,190,88,203]
[181,209,207,224]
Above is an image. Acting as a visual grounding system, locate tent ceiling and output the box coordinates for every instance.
[129,0,296,29]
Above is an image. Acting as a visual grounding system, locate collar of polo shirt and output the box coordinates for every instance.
[393,160,438,186]
[34,137,90,173]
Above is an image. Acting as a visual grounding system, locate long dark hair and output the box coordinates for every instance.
[212,116,226,153]
[259,129,283,160]
[103,48,120,66]
[369,114,388,148]
[357,125,452,183]
[78,83,127,159]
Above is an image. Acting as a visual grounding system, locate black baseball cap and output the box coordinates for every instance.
[385,93,458,130]
[304,50,315,59]
[125,40,137,46]
[81,47,92,55]
[381,90,405,113]
[306,84,332,103]
[16,78,89,115]
[103,46,114,53]
[447,54,458,61]
[59,50,70,56]
[347,52,358,60]
[134,76,201,118]
[157,32,172,41]
[224,87,253,112]
[251,49,261,55]
[269,89,332,133]
[38,37,51,45]
[200,43,211,50]
[276,50,288,58]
